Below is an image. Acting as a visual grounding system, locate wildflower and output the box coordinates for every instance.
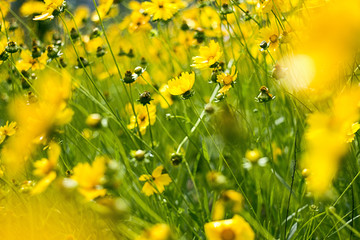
[259,25,281,52]
[127,11,152,33]
[205,103,215,114]
[191,40,223,69]
[136,224,171,240]
[142,0,178,21]
[47,45,62,60]
[71,156,107,201]
[134,149,146,161]
[167,72,195,99]
[153,84,174,109]
[70,28,79,41]
[255,86,275,103]
[5,41,19,53]
[86,113,102,128]
[20,1,46,17]
[217,66,238,94]
[76,57,90,68]
[346,122,360,143]
[16,50,47,71]
[0,121,17,144]
[123,70,136,84]
[212,190,244,220]
[32,142,60,194]
[245,149,261,163]
[170,152,182,166]
[91,0,115,22]
[127,103,156,135]
[139,165,172,196]
[204,215,255,240]
[33,0,65,21]
[206,171,227,189]
[0,70,73,176]
[138,91,153,106]
[302,89,360,196]
[242,148,269,170]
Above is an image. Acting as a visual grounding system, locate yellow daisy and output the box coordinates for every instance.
[204,215,255,240]
[0,121,17,144]
[217,66,238,94]
[142,0,178,21]
[139,165,172,196]
[33,0,65,21]
[71,156,107,201]
[191,40,223,69]
[127,103,157,135]
[167,72,195,98]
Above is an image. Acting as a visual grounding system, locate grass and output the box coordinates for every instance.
[0,0,360,239]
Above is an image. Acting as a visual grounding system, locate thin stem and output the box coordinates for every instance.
[146,104,154,148]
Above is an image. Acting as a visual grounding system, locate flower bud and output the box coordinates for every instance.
[86,113,102,128]
[134,66,144,75]
[77,56,89,68]
[90,27,101,39]
[0,51,9,61]
[123,70,136,84]
[127,49,135,58]
[70,28,79,41]
[9,21,18,31]
[205,103,215,114]
[47,45,61,59]
[180,21,189,31]
[171,153,183,166]
[5,41,19,53]
[194,30,205,43]
[118,48,126,56]
[32,46,42,58]
[259,40,268,49]
[138,91,152,105]
[96,46,106,58]
[134,149,146,161]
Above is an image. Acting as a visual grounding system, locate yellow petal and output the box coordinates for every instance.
[152,165,164,178]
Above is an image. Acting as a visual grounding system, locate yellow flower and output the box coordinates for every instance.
[0,1,12,18]
[191,40,222,69]
[167,72,195,97]
[178,31,196,48]
[31,142,60,195]
[346,122,360,143]
[212,190,244,220]
[33,0,65,21]
[31,171,57,195]
[0,70,73,177]
[91,0,115,22]
[139,165,172,196]
[142,0,178,21]
[127,103,157,135]
[20,1,46,17]
[245,149,261,163]
[0,121,17,144]
[128,11,152,33]
[16,50,47,71]
[204,215,255,240]
[302,88,360,196]
[136,224,171,240]
[33,142,60,177]
[65,6,90,29]
[153,84,173,109]
[217,66,238,94]
[71,156,107,201]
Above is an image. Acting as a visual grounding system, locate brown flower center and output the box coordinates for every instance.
[221,228,236,240]
[269,34,278,43]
